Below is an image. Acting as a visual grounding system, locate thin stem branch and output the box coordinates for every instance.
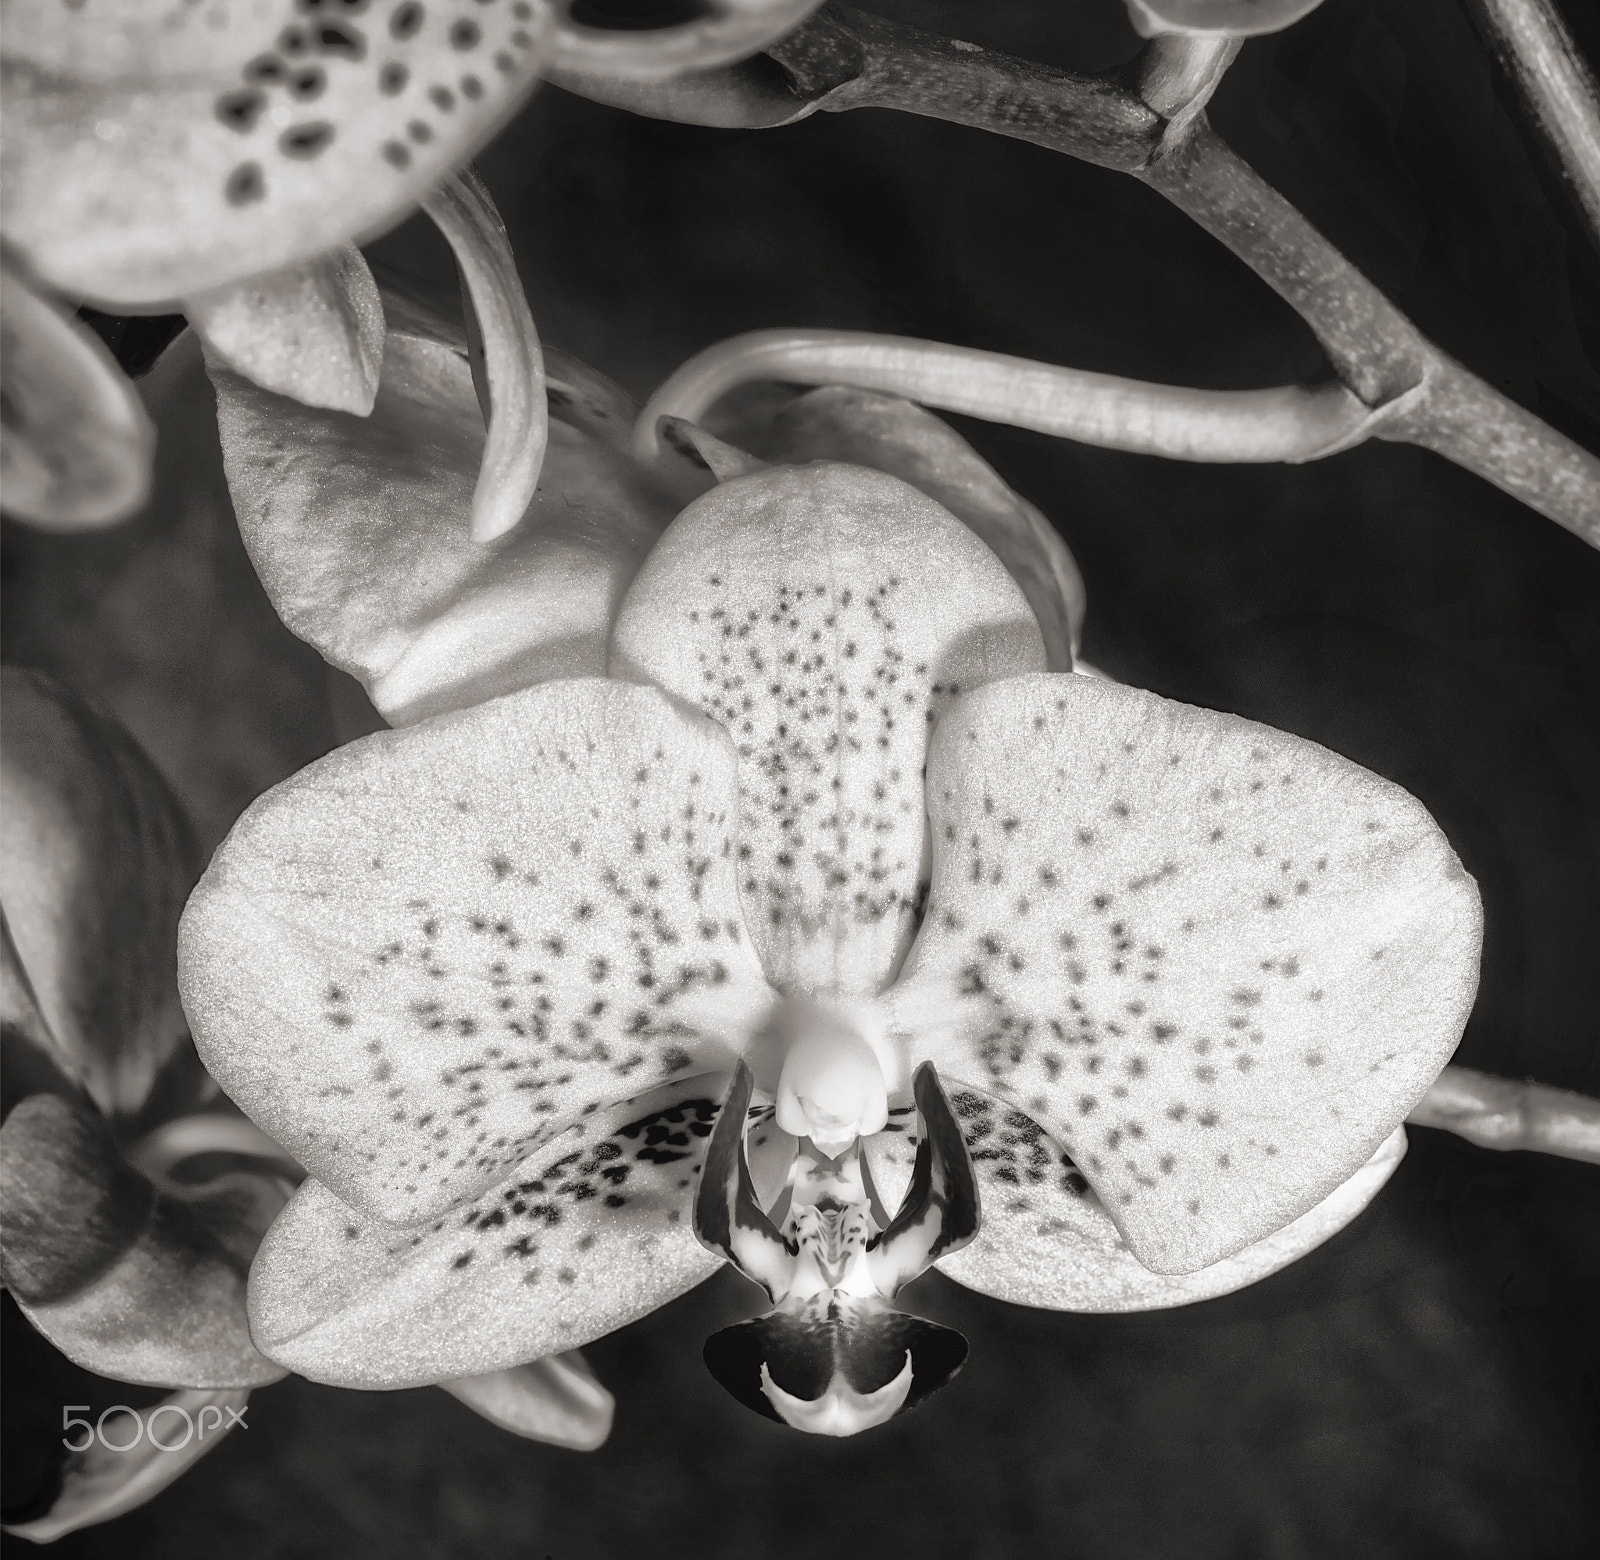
[633,327,1373,463]
[1464,0,1600,253]
[1408,1064,1600,1164]
[765,6,1600,545]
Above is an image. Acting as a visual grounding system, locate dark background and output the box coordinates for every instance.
[4,0,1598,1554]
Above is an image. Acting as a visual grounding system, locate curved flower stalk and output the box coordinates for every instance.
[0,0,822,531]
[0,671,613,1540]
[180,424,1482,1432]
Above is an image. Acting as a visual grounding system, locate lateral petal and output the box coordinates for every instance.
[892,673,1481,1274]
[611,462,1045,1000]
[179,679,775,1226]
[249,1077,728,1388]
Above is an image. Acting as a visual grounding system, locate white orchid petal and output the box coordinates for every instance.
[865,1086,1408,1310]
[610,462,1045,999]
[249,1077,728,1387]
[189,245,385,415]
[179,679,775,1227]
[213,301,673,727]
[893,673,1481,1275]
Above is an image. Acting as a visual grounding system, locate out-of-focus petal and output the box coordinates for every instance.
[0,265,154,529]
[546,0,823,83]
[0,331,342,856]
[1125,0,1326,38]
[441,1350,614,1449]
[212,303,674,727]
[0,1,552,307]
[420,168,546,543]
[0,1095,286,1388]
[714,385,1086,669]
[610,462,1045,1000]
[0,669,196,1117]
[249,1077,727,1388]
[179,679,775,1227]
[868,1086,1409,1310]
[0,1387,251,1544]
[188,245,385,416]
[892,673,1481,1275]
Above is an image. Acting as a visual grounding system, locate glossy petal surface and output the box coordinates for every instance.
[0,265,154,528]
[893,673,1481,1274]
[0,669,196,1117]
[188,245,385,415]
[180,679,775,1225]
[716,385,1086,669]
[250,1078,728,1387]
[213,307,673,727]
[611,462,1045,1000]
[1,0,552,306]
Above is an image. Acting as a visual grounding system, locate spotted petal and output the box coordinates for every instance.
[249,1077,728,1387]
[0,1095,286,1388]
[214,302,674,727]
[891,673,1481,1275]
[0,669,196,1118]
[714,385,1087,669]
[179,679,776,1225]
[610,462,1046,1000]
[0,264,154,529]
[0,0,552,307]
[872,1086,1408,1310]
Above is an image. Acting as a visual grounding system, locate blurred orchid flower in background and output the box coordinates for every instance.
[0,671,613,1541]
[176,244,1483,1428]
[0,0,824,529]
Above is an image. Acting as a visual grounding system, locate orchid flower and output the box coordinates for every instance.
[0,0,823,529]
[0,671,616,1539]
[177,317,1482,1432]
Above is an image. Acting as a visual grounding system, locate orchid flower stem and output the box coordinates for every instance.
[1463,0,1600,255]
[765,5,1600,546]
[1408,1065,1600,1164]
[420,167,547,544]
[633,328,1372,465]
